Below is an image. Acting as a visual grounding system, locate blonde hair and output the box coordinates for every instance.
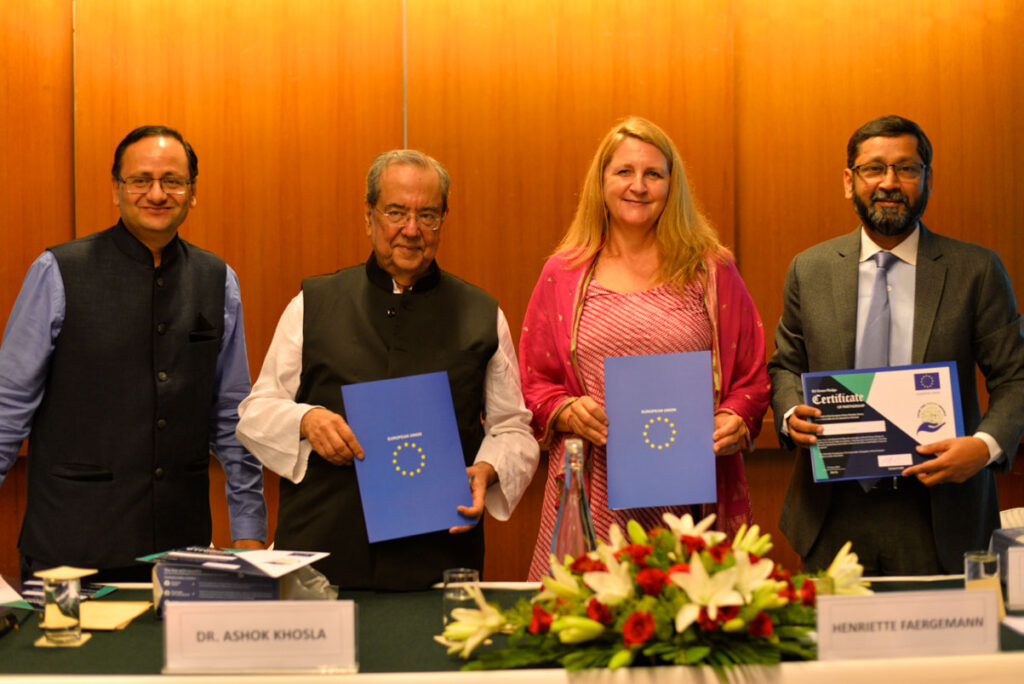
[556,116,724,286]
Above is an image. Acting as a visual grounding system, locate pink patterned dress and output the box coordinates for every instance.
[527,277,718,580]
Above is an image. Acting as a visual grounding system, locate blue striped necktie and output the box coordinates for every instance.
[857,251,899,369]
[857,251,898,492]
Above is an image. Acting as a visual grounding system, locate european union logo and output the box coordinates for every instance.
[914,372,940,391]
[642,415,677,451]
[391,441,426,477]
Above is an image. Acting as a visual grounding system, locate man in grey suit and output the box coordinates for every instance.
[769,115,1024,575]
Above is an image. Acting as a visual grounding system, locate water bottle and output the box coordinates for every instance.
[550,438,596,569]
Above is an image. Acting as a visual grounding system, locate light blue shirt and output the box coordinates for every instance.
[856,227,918,366]
[0,250,268,542]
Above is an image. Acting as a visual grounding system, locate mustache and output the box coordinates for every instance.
[871,189,908,205]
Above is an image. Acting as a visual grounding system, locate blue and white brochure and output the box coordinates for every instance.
[801,362,964,482]
[342,371,474,543]
[604,351,716,510]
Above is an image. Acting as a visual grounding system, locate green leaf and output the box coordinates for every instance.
[683,645,712,664]
[559,647,614,671]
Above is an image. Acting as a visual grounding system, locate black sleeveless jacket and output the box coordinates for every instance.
[276,256,497,589]
[21,223,225,569]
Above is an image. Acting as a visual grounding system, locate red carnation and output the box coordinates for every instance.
[748,611,774,638]
[616,544,654,567]
[528,603,553,634]
[696,604,739,631]
[718,605,740,622]
[622,611,655,646]
[569,555,607,573]
[680,535,706,555]
[586,597,613,625]
[707,542,731,563]
[697,607,718,631]
[635,567,667,596]
[799,578,816,607]
[667,562,690,576]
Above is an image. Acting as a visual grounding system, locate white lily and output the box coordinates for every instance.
[731,523,774,556]
[670,553,743,633]
[433,584,508,658]
[731,549,775,602]
[662,512,727,555]
[533,555,583,602]
[826,541,873,595]
[607,522,629,551]
[582,545,634,606]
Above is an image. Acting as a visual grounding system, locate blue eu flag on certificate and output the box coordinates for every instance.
[914,372,941,391]
[342,372,473,543]
[604,351,716,510]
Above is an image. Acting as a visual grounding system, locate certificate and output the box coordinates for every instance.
[342,371,474,542]
[801,362,964,482]
[604,351,716,509]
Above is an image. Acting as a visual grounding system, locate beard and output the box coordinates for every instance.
[852,185,929,236]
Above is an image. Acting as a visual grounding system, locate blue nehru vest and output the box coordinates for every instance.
[21,222,226,570]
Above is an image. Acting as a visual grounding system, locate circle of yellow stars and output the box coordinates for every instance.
[643,416,677,450]
[392,442,426,477]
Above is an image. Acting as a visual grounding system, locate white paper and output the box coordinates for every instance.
[0,575,24,604]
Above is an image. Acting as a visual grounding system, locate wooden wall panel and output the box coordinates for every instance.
[736,0,1024,570]
[0,1,73,582]
[4,0,1021,585]
[407,0,735,580]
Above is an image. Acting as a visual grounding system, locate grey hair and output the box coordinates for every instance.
[365,150,450,213]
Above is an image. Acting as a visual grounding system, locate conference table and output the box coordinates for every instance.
[2,579,1024,683]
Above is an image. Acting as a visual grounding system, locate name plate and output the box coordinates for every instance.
[817,590,998,660]
[164,600,356,673]
[1008,547,1024,610]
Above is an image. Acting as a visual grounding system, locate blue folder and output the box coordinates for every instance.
[604,351,716,510]
[342,371,474,543]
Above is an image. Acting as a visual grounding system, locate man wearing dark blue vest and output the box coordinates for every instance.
[237,150,538,590]
[769,115,1024,575]
[0,126,267,581]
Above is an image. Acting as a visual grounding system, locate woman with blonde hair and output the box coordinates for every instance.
[520,117,770,580]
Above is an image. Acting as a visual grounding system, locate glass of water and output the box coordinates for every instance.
[42,577,82,644]
[442,567,479,626]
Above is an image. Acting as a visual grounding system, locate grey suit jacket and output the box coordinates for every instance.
[768,226,1024,572]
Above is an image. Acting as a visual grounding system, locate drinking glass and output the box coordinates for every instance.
[964,550,1004,620]
[442,568,479,626]
[42,577,82,644]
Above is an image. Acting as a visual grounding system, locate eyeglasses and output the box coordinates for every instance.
[374,206,443,231]
[850,162,927,183]
[117,176,192,195]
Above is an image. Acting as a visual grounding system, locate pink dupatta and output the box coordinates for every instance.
[519,249,770,531]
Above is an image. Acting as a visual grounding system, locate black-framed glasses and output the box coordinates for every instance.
[850,162,927,182]
[374,206,442,231]
[117,176,191,195]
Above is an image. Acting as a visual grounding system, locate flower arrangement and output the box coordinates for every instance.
[435,513,870,675]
